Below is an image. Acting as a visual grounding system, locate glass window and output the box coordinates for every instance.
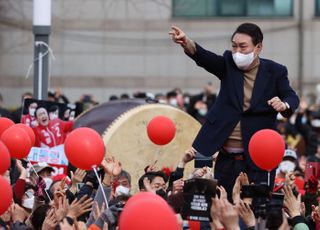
[316,0,320,16]
[172,0,293,18]
[219,0,246,16]
[172,0,217,18]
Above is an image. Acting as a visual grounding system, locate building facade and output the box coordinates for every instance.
[0,0,319,106]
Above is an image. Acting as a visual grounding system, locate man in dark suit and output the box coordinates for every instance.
[170,23,299,199]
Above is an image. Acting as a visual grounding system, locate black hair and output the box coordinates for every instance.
[48,91,55,98]
[109,95,118,101]
[120,93,129,99]
[30,204,51,230]
[117,170,132,186]
[34,106,47,118]
[138,171,168,191]
[48,105,59,113]
[166,91,177,99]
[231,23,263,46]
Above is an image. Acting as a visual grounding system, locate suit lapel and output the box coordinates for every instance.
[231,68,244,110]
[250,59,271,109]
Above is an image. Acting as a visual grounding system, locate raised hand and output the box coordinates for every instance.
[217,186,228,200]
[101,156,122,177]
[71,169,86,185]
[267,96,287,112]
[145,160,158,173]
[311,204,320,224]
[16,160,27,180]
[11,203,29,223]
[69,169,87,194]
[172,178,184,194]
[283,185,301,218]
[55,195,68,222]
[169,26,188,46]
[210,196,224,229]
[169,26,196,55]
[42,208,58,230]
[237,200,255,227]
[219,199,240,230]
[67,195,94,219]
[183,148,196,163]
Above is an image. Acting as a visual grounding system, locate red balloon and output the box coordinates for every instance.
[249,129,285,171]
[64,127,105,170]
[0,175,13,215]
[1,127,32,159]
[147,116,176,145]
[119,192,180,230]
[0,141,10,174]
[14,124,36,146]
[0,117,14,137]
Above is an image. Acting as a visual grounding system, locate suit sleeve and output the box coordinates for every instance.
[277,67,299,118]
[185,43,226,80]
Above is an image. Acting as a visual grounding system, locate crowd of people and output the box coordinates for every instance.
[0,86,319,229]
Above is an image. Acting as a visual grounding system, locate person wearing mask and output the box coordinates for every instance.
[21,102,38,127]
[48,105,59,120]
[138,171,168,199]
[28,162,54,190]
[169,23,299,200]
[114,170,131,197]
[187,82,217,124]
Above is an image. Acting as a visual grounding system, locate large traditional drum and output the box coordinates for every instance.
[74,99,201,192]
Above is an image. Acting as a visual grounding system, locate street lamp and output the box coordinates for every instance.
[33,0,51,100]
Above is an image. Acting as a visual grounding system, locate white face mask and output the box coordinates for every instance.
[115,185,130,196]
[311,119,320,128]
[43,177,53,190]
[169,99,178,107]
[232,52,255,70]
[22,195,34,210]
[198,108,207,116]
[49,113,58,120]
[29,108,36,116]
[279,161,295,173]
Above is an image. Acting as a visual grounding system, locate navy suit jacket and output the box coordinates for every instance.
[188,43,299,169]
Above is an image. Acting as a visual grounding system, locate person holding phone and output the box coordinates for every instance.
[169,23,299,200]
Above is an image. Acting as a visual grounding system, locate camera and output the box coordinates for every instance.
[241,184,284,229]
[115,201,125,213]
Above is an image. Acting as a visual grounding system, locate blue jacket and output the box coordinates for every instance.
[188,43,299,168]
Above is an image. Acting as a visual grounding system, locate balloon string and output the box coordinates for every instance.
[267,171,270,186]
[154,148,161,163]
[93,166,109,209]
[27,159,52,202]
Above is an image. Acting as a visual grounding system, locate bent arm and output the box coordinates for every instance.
[185,43,226,80]
[277,67,299,118]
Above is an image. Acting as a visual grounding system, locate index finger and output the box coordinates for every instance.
[171,25,181,33]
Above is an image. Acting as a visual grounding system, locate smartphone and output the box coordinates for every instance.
[194,152,213,168]
[76,183,85,192]
[305,162,320,181]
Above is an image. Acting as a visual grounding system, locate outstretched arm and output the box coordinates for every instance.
[169,25,196,55]
[169,25,226,79]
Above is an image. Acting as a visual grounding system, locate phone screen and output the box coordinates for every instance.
[305,162,320,181]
